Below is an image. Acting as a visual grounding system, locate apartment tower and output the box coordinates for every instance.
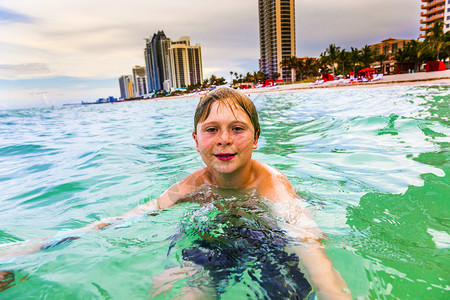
[258,0,296,81]
[144,31,171,92]
[144,32,203,92]
[168,37,203,90]
[420,0,449,39]
[118,75,133,99]
[132,66,147,97]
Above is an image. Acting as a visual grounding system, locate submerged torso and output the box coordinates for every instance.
[170,186,314,299]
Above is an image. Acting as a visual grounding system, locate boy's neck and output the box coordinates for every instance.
[210,160,255,189]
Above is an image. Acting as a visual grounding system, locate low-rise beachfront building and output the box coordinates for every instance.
[420,0,449,39]
[369,38,412,74]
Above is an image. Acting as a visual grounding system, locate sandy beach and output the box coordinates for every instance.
[244,69,450,95]
[158,70,449,102]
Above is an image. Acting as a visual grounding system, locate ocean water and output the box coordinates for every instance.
[0,84,449,299]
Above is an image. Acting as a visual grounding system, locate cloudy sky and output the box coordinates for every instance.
[0,0,421,109]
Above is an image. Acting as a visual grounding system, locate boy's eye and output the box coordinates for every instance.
[233,127,244,131]
[206,128,217,132]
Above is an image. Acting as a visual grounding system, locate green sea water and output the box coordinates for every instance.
[0,84,449,299]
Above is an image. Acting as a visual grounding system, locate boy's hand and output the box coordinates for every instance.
[0,270,14,292]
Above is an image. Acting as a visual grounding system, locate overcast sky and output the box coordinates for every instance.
[0,0,421,109]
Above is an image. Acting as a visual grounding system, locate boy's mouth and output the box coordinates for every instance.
[214,153,236,161]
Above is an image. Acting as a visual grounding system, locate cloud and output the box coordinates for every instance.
[296,0,421,56]
[0,0,260,80]
[0,63,51,79]
[0,0,423,108]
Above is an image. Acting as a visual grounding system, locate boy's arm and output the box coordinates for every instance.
[261,173,351,299]
[54,169,203,233]
[275,202,351,299]
[294,244,351,300]
[0,173,199,263]
[0,198,160,263]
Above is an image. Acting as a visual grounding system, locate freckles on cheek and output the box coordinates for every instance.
[237,136,254,147]
[197,137,212,151]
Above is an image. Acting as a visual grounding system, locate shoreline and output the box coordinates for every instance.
[244,70,450,95]
[79,71,449,105]
[157,70,450,101]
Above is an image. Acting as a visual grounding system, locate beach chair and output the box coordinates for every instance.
[372,74,383,81]
[311,79,324,85]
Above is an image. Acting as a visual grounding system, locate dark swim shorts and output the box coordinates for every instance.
[172,204,314,299]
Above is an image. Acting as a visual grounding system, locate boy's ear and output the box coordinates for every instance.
[252,130,259,149]
[192,131,200,152]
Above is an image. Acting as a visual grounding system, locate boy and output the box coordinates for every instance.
[124,87,350,299]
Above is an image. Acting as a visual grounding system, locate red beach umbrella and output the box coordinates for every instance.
[358,68,375,75]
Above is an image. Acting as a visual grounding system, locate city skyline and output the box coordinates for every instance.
[0,0,422,109]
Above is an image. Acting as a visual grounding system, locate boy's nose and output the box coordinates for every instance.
[218,131,232,145]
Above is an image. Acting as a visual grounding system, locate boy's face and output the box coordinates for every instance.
[193,101,258,175]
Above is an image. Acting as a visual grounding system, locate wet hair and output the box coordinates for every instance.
[194,87,260,138]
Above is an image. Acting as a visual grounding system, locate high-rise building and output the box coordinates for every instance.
[132,66,147,97]
[135,76,147,97]
[258,0,296,81]
[144,32,203,92]
[168,37,203,89]
[118,75,133,99]
[420,0,449,39]
[144,31,171,92]
[446,1,450,33]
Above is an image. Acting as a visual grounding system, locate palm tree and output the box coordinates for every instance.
[318,52,330,75]
[441,31,450,61]
[296,58,305,81]
[393,47,411,73]
[394,47,408,64]
[423,20,450,61]
[337,49,351,77]
[349,47,361,73]
[280,56,298,82]
[409,40,432,72]
[303,58,312,78]
[254,71,267,84]
[201,78,209,89]
[375,53,389,74]
[245,72,255,84]
[324,44,341,75]
[209,74,218,86]
[229,71,234,84]
[359,45,375,68]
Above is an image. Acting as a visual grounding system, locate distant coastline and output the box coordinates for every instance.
[70,70,449,106]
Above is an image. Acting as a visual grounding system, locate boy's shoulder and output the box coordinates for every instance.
[252,160,298,202]
[253,160,285,177]
[182,167,214,188]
